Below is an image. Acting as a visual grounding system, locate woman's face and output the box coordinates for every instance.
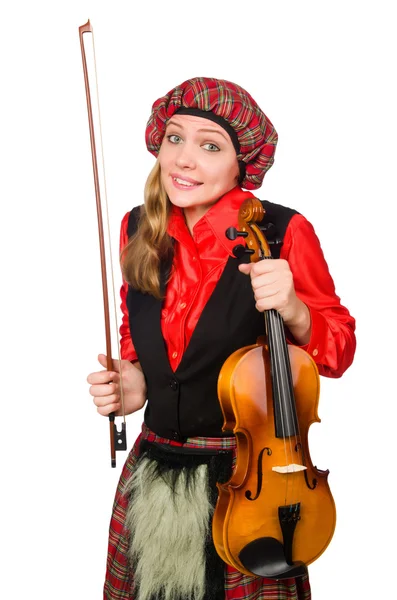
[158,114,240,217]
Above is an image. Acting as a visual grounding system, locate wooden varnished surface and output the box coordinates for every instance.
[213,343,336,575]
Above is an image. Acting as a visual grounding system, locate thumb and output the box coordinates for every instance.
[97,353,119,372]
[238,262,253,275]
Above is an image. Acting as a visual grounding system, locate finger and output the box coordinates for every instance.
[97,402,121,417]
[251,273,279,290]
[253,285,280,300]
[255,298,279,312]
[86,370,117,385]
[238,263,253,274]
[93,392,120,408]
[88,382,118,398]
[250,259,288,277]
[255,293,289,313]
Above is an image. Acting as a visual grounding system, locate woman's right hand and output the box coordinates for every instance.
[87,354,147,417]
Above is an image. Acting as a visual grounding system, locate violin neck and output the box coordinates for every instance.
[265,309,299,439]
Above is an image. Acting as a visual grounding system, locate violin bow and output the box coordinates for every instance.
[79,20,127,467]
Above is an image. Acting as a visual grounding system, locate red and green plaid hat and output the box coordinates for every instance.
[145,77,278,190]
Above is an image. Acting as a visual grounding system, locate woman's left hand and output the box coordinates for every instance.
[238,259,310,333]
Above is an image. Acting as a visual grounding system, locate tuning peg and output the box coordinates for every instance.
[259,222,276,235]
[226,227,248,241]
[233,244,255,259]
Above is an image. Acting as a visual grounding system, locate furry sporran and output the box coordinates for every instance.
[124,440,233,600]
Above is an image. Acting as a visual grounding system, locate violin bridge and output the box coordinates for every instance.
[272,464,307,474]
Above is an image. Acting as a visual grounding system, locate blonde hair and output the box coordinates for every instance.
[121,161,174,299]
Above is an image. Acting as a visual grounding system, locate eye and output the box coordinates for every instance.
[203,142,220,152]
[167,134,182,144]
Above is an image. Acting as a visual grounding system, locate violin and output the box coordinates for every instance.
[212,198,336,579]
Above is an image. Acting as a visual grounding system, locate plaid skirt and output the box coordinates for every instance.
[104,423,311,600]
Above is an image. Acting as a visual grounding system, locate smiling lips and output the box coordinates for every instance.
[171,174,203,190]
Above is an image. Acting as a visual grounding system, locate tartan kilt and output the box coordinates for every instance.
[104,423,311,600]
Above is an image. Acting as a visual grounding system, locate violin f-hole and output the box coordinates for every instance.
[245,447,272,501]
[295,442,317,490]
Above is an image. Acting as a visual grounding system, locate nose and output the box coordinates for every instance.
[175,142,196,169]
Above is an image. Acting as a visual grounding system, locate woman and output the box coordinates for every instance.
[87,77,356,600]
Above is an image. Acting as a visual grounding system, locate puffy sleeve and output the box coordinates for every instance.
[281,214,356,378]
[119,211,138,362]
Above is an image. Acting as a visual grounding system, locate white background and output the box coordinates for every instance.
[1,1,395,598]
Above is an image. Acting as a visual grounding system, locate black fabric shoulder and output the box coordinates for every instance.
[127,205,144,238]
[259,200,299,259]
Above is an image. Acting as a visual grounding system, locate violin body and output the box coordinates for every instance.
[213,340,336,578]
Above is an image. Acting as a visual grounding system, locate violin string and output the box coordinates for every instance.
[266,306,288,504]
[269,308,292,504]
[276,310,299,504]
[91,31,126,422]
[265,310,280,499]
[272,307,300,505]
[260,226,302,513]
[282,311,305,503]
[261,250,290,504]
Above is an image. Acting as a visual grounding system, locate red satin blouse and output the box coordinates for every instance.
[119,186,356,378]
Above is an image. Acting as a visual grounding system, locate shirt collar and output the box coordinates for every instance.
[167,186,258,256]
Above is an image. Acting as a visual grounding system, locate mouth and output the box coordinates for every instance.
[171,174,203,188]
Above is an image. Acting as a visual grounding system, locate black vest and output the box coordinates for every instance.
[126,200,298,441]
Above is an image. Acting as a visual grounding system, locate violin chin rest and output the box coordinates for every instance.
[239,537,307,580]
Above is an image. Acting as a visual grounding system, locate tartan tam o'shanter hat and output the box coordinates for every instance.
[145,77,278,190]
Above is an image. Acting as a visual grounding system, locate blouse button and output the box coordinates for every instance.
[169,379,179,391]
[172,351,178,359]
[180,302,187,309]
[312,349,318,357]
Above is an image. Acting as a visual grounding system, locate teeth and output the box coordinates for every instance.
[174,177,196,186]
